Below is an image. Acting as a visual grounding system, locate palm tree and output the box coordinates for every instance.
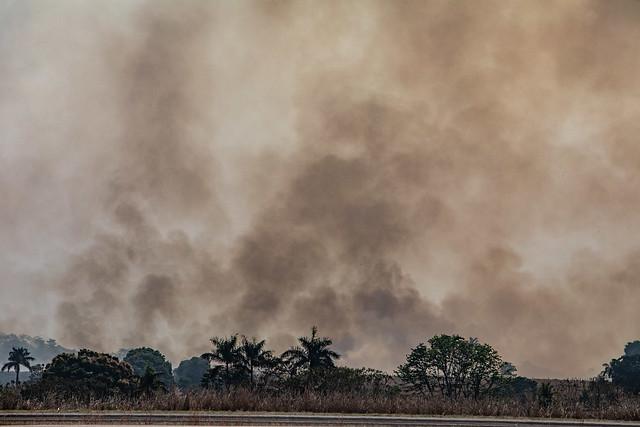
[2,347,35,385]
[201,335,239,388]
[282,326,340,373]
[239,336,272,387]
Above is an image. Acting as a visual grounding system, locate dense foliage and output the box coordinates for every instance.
[200,329,341,391]
[174,356,209,389]
[124,347,174,388]
[29,349,137,399]
[396,335,508,399]
[599,340,640,395]
[138,366,167,395]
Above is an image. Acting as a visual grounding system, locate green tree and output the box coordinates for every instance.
[465,337,505,399]
[1,347,34,385]
[174,356,209,390]
[201,335,240,389]
[397,334,509,400]
[281,326,340,386]
[395,342,435,396]
[239,336,272,387]
[123,347,174,388]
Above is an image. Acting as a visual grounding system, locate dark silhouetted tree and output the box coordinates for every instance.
[239,336,272,387]
[282,326,340,386]
[1,347,34,385]
[36,350,136,398]
[201,366,224,390]
[604,342,640,395]
[124,347,174,388]
[137,366,166,395]
[174,356,209,390]
[202,335,240,389]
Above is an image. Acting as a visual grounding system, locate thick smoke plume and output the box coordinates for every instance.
[1,0,640,378]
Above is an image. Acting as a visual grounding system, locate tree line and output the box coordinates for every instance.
[4,328,640,403]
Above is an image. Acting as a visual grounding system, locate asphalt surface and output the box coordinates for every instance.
[2,413,640,427]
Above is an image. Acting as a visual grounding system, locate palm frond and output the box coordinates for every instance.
[2,362,16,372]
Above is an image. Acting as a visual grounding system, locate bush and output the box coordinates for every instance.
[312,367,399,396]
[0,384,20,410]
[492,376,537,400]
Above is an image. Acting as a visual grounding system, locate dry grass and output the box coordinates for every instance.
[2,382,640,421]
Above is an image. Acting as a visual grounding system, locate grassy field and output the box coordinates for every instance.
[2,380,640,421]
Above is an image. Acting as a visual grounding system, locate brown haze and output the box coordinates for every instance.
[1,0,640,378]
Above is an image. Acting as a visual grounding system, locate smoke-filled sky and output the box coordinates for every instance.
[1,0,640,378]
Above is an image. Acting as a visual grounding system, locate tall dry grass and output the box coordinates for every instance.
[2,381,640,421]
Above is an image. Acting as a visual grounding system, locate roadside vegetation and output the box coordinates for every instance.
[2,329,640,420]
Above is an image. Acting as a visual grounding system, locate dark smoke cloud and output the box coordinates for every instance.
[2,0,640,378]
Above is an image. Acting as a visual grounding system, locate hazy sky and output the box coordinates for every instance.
[1,0,640,378]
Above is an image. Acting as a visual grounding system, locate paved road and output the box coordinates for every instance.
[2,412,640,427]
